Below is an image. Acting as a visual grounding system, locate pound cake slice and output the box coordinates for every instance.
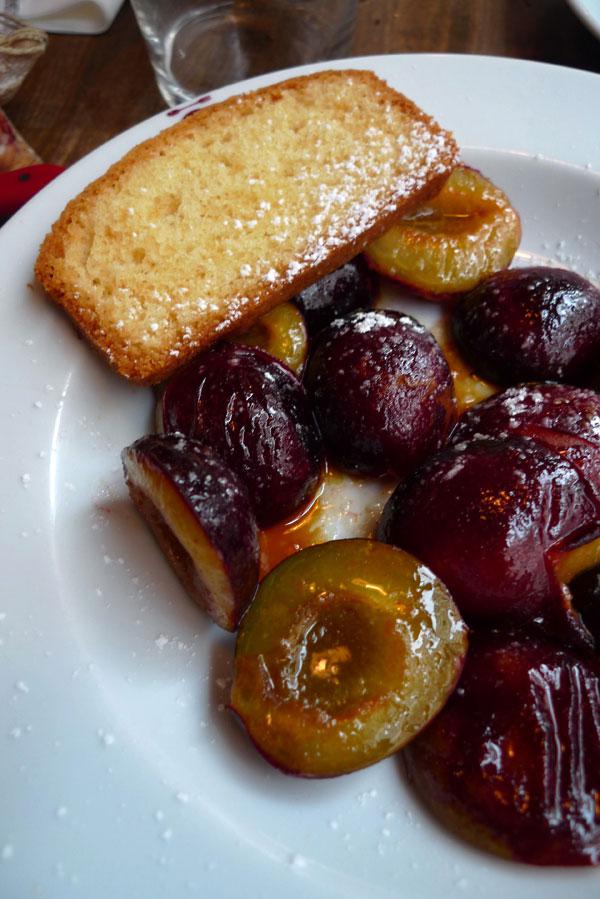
[35,69,458,384]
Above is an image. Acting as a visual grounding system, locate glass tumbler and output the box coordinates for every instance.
[130,0,358,106]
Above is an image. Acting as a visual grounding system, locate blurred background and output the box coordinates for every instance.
[2,0,600,170]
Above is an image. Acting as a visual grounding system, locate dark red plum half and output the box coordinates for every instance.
[293,256,374,336]
[160,343,324,527]
[378,437,596,643]
[122,433,259,631]
[450,382,600,508]
[405,633,600,865]
[453,266,600,385]
[305,309,456,477]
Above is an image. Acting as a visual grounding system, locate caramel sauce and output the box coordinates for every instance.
[433,317,497,414]
[259,478,325,578]
[258,466,396,579]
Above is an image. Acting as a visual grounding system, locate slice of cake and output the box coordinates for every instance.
[35,69,458,384]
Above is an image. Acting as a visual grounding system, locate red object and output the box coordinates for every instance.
[0,164,64,221]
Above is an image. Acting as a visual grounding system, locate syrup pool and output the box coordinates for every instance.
[259,466,396,578]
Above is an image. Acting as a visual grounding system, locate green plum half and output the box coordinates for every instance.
[230,539,467,777]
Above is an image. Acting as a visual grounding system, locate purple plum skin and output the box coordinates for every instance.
[405,632,600,865]
[450,382,600,509]
[378,437,596,638]
[305,309,456,477]
[452,266,600,385]
[293,256,374,336]
[160,343,324,527]
[122,433,259,631]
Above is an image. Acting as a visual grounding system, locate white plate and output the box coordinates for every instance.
[2,55,600,899]
[567,0,600,39]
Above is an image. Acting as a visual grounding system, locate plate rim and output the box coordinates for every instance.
[566,0,600,40]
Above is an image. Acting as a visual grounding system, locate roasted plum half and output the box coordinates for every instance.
[364,165,521,297]
[378,437,597,644]
[305,309,456,477]
[159,343,324,527]
[405,633,600,865]
[450,382,600,506]
[453,266,600,385]
[122,434,259,631]
[233,301,308,375]
[293,256,374,336]
[230,539,467,777]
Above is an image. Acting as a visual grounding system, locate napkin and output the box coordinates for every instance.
[12,0,125,35]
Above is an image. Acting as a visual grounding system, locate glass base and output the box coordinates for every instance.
[138,2,356,107]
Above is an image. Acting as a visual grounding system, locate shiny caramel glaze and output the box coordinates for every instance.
[258,478,325,578]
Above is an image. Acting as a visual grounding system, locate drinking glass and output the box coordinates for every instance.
[130,0,357,106]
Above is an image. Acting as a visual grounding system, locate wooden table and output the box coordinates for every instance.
[5,0,600,167]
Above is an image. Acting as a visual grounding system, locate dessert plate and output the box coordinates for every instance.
[567,0,600,39]
[2,55,600,899]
